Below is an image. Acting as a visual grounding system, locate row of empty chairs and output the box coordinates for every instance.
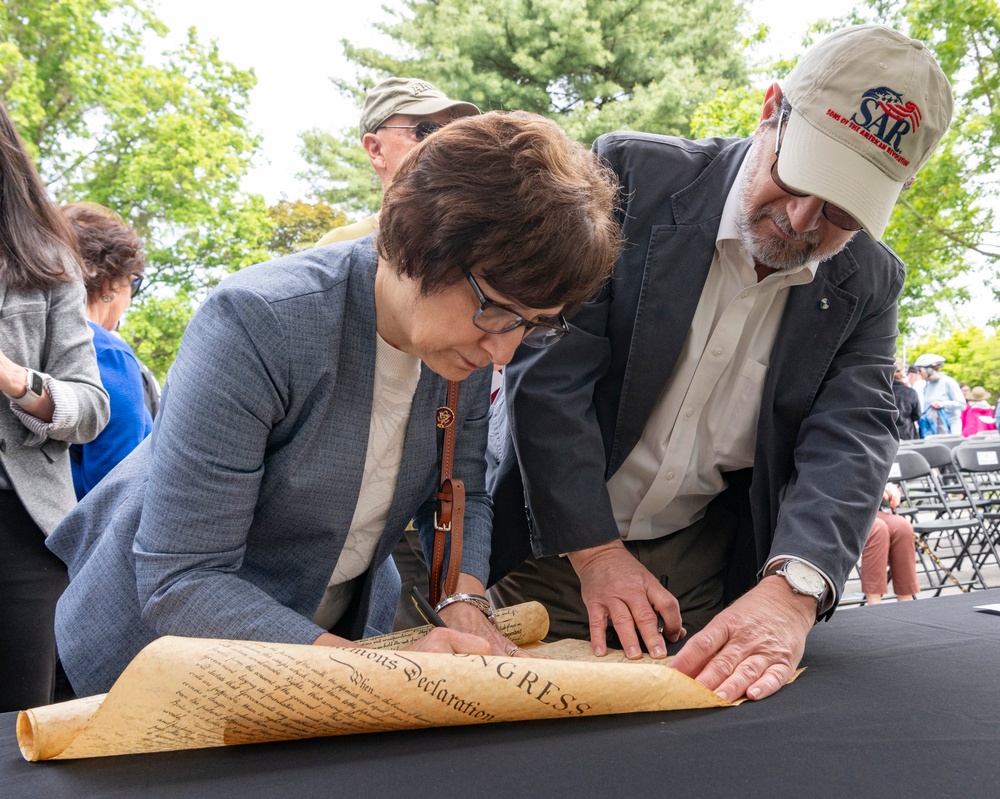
[888,431,1000,596]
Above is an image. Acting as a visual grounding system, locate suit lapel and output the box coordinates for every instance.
[609,222,716,473]
[609,141,749,475]
[317,242,379,547]
[764,250,861,427]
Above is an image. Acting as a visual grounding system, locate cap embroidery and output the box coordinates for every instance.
[409,81,435,96]
[824,86,921,167]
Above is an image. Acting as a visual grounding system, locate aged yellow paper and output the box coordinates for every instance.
[359,600,550,650]
[17,603,729,762]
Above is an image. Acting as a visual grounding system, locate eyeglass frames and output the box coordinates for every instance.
[375,120,444,141]
[465,272,569,349]
[771,111,863,232]
[130,275,144,298]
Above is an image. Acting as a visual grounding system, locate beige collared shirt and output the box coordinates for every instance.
[606,156,818,541]
[312,333,421,630]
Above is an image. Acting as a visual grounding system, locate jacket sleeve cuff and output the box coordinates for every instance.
[9,376,81,445]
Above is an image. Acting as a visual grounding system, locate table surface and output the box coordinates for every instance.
[4,589,1000,798]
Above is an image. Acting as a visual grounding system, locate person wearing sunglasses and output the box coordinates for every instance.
[489,25,953,703]
[45,111,620,698]
[314,77,479,248]
[61,203,153,500]
[317,79,484,629]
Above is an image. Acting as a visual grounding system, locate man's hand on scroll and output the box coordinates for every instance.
[669,576,814,703]
[568,539,684,660]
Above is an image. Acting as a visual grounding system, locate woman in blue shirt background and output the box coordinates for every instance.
[63,203,152,498]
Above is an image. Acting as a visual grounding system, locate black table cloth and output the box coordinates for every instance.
[4,589,999,798]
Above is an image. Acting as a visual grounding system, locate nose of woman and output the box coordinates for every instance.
[481,327,524,367]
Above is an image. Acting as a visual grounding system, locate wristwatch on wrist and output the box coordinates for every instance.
[434,593,497,626]
[7,369,45,407]
[767,558,831,611]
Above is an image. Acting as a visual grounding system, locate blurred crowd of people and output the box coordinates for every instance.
[893,353,996,440]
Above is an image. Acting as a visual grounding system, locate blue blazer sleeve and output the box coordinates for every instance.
[132,286,327,646]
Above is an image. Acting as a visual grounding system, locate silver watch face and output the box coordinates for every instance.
[784,560,826,596]
[27,370,44,397]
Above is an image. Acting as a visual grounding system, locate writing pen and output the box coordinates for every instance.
[410,586,448,628]
[657,574,669,636]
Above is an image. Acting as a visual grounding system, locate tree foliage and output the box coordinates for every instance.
[689,87,766,139]
[119,290,196,383]
[0,0,274,371]
[302,0,751,214]
[267,199,348,256]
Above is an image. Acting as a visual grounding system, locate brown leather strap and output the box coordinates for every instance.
[430,381,464,606]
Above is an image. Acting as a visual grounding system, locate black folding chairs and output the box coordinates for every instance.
[890,449,991,594]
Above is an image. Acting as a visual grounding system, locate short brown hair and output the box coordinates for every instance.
[378,111,619,311]
[61,203,145,298]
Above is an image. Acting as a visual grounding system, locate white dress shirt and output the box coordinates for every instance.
[606,155,818,541]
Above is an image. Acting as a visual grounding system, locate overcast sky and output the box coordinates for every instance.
[152,0,858,203]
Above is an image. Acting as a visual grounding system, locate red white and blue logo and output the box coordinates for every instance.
[826,86,921,168]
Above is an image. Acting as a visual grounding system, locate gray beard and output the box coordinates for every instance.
[735,144,854,272]
[737,207,823,272]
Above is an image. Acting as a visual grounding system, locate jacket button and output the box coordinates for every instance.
[0,439,6,453]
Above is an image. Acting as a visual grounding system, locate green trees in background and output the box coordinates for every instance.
[0,0,272,379]
[304,0,999,340]
[267,199,348,256]
[1,0,996,377]
[300,0,751,214]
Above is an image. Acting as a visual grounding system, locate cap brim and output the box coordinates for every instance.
[389,98,481,123]
[777,113,903,240]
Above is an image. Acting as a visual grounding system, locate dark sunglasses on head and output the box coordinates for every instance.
[772,111,863,232]
[465,272,569,349]
[375,120,444,142]
[130,275,144,298]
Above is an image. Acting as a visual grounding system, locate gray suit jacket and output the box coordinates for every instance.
[48,237,494,695]
[489,132,903,614]
[0,264,109,533]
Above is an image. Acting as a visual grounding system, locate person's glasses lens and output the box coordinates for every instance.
[414,121,443,141]
[130,276,143,298]
[821,205,862,232]
[770,158,862,232]
[475,304,523,334]
[521,325,566,349]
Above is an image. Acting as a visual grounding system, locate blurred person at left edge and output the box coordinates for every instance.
[0,102,109,712]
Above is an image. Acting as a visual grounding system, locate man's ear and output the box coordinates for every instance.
[362,132,386,173]
[760,82,783,127]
